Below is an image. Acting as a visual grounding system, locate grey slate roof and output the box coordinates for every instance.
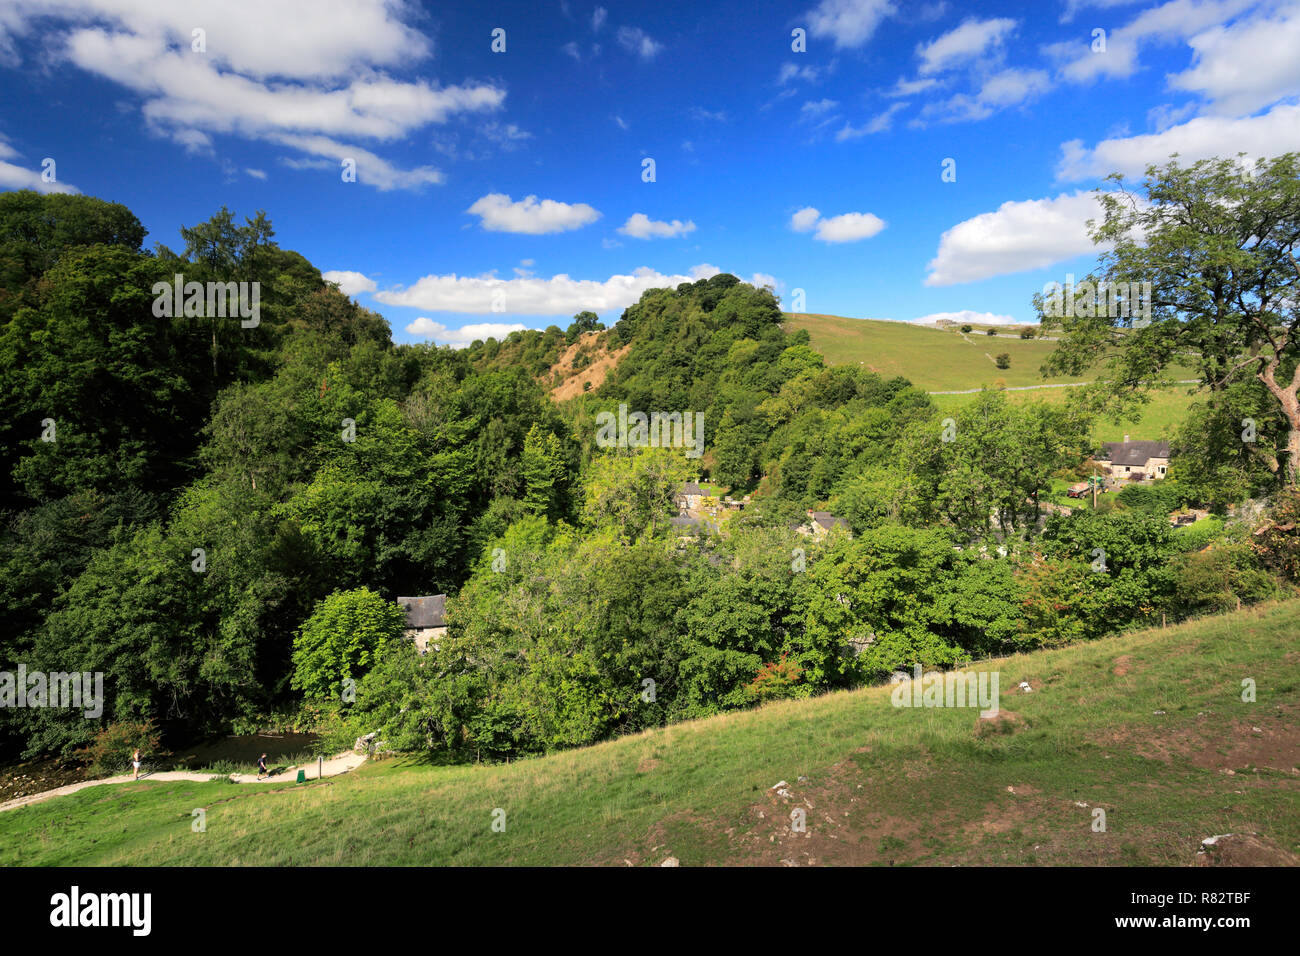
[679,482,705,496]
[1100,440,1171,467]
[810,511,850,531]
[397,594,447,629]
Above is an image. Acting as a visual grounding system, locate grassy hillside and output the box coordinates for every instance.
[3,601,1297,867]
[929,386,1198,445]
[784,313,1089,391]
[786,312,1199,443]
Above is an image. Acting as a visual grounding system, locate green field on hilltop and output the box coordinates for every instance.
[783,313,1088,391]
[784,312,1196,393]
[786,312,1201,443]
[929,385,1199,445]
[3,601,1296,867]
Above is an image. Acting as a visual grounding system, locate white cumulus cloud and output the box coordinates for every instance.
[466,193,601,234]
[790,206,886,242]
[1168,2,1300,115]
[617,213,696,239]
[1056,102,1300,181]
[916,17,1017,75]
[0,1,503,191]
[404,319,531,348]
[925,191,1108,286]
[807,0,896,48]
[322,270,377,297]
[376,263,759,315]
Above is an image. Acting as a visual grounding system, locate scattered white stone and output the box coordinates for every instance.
[1018,682,1033,692]
[1074,801,1089,808]
[1153,710,1166,715]
[1201,834,1234,847]
[660,856,679,867]
[1252,727,1262,733]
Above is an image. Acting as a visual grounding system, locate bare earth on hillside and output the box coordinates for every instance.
[549,331,630,401]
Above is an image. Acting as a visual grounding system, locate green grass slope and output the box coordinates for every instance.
[784,313,1088,391]
[3,601,1297,867]
[786,312,1199,442]
[5,606,1294,868]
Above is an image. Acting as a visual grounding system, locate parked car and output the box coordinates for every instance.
[1066,482,1090,498]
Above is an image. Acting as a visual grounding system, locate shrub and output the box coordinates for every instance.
[1174,535,1280,614]
[1117,480,1187,515]
[75,719,163,778]
[960,324,972,333]
[995,353,1010,369]
[986,328,997,336]
[1019,327,1035,339]
[746,654,804,702]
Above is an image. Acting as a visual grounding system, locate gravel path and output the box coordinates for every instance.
[0,751,367,814]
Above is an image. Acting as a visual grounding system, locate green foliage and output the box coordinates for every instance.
[565,310,604,343]
[1173,533,1280,614]
[1116,479,1189,515]
[8,189,1299,776]
[75,719,163,778]
[901,390,1092,540]
[745,654,804,702]
[291,587,407,700]
[1040,153,1300,485]
[583,448,690,542]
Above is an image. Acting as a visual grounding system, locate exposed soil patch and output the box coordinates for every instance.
[549,333,630,402]
[1123,706,1300,774]
[721,757,928,866]
[636,757,660,773]
[975,708,1024,738]
[1113,655,1135,676]
[1194,833,1300,866]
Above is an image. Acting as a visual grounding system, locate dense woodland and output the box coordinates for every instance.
[2,156,1299,766]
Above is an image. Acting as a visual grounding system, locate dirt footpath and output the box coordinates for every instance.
[0,752,367,814]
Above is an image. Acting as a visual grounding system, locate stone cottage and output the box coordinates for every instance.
[396,594,447,655]
[1098,437,1171,481]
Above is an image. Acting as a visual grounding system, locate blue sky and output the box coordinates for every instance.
[2,0,1299,345]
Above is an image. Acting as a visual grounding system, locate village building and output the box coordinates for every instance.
[675,481,706,512]
[795,510,851,538]
[1098,437,1170,481]
[396,594,447,655]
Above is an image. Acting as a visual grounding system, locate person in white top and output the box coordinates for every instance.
[132,748,141,781]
